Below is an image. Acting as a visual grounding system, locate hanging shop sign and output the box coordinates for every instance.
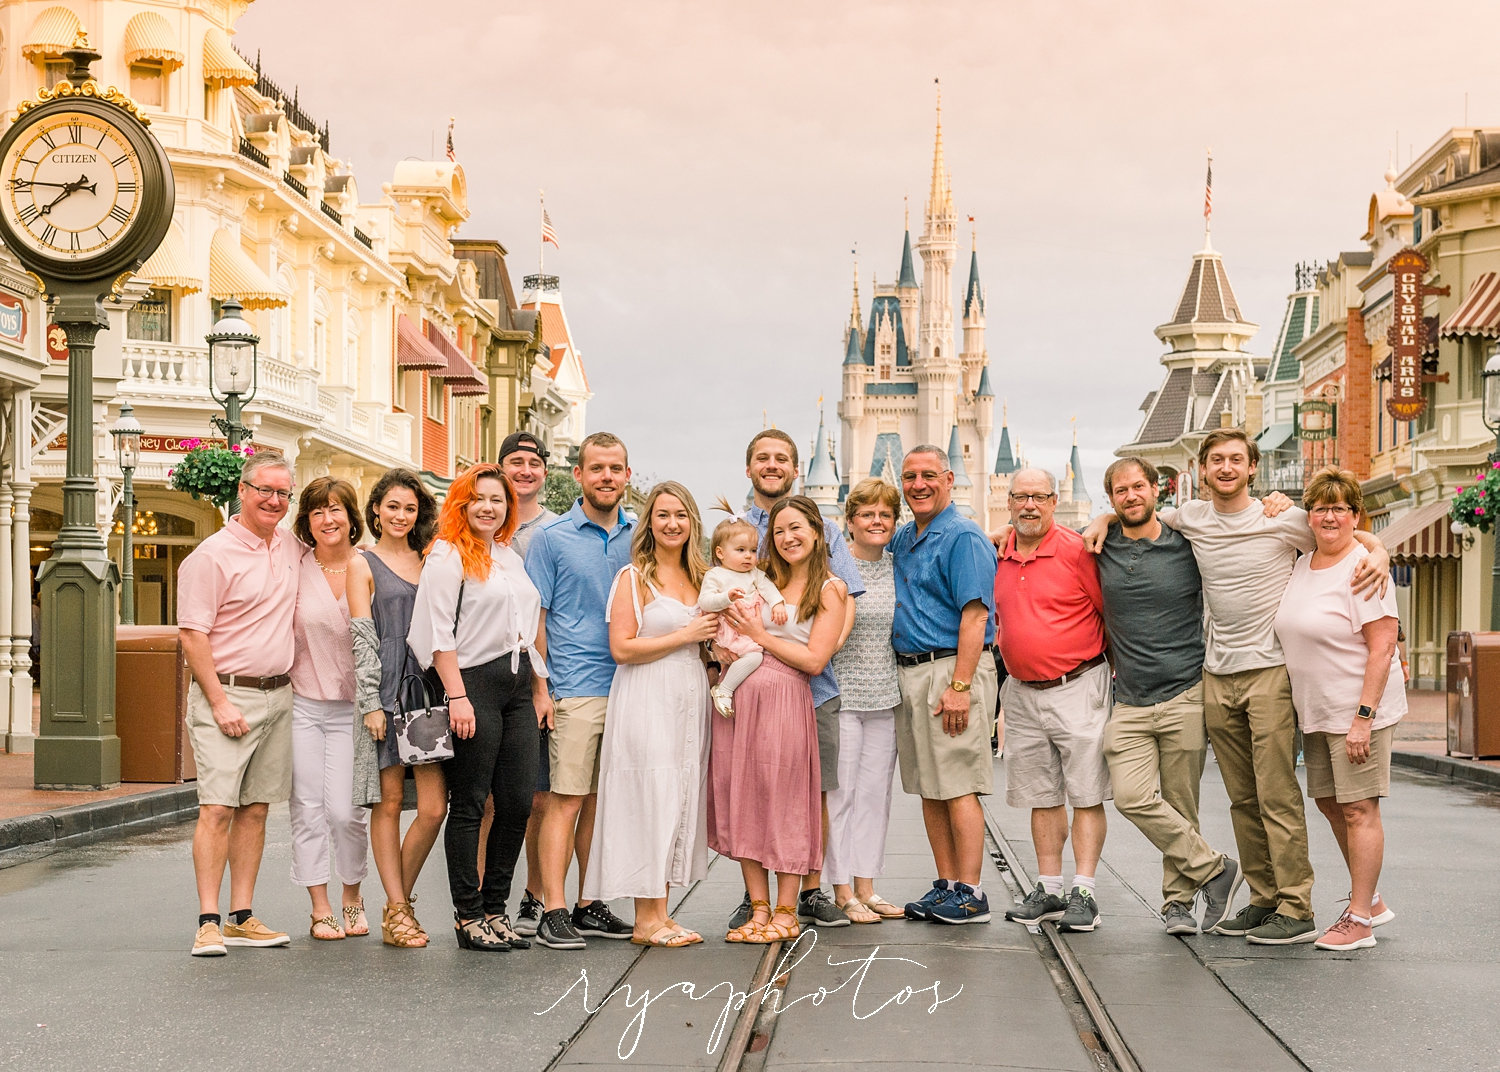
[1385,248,1450,421]
[1294,399,1337,441]
[0,290,27,346]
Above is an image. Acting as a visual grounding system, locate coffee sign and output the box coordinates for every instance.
[0,290,26,346]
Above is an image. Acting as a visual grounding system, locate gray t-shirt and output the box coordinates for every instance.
[1163,499,1314,675]
[512,506,559,559]
[1097,523,1204,706]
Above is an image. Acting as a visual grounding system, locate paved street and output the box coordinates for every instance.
[1,753,1496,1072]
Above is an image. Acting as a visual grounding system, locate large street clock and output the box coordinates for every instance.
[0,39,173,286]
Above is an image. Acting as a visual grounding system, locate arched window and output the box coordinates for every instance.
[312,289,329,374]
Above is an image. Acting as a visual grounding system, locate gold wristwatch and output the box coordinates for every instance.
[950,679,972,693]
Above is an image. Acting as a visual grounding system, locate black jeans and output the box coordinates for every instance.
[443,654,539,919]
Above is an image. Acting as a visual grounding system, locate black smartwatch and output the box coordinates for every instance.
[1356,704,1375,720]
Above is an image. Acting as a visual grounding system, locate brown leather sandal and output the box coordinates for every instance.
[381,902,428,948]
[726,899,771,943]
[310,914,345,940]
[749,905,800,943]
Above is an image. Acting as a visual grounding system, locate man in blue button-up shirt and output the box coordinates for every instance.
[524,433,636,949]
[890,444,998,925]
[728,429,864,928]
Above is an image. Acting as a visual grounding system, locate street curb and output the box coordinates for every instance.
[0,784,199,859]
[1392,749,1500,790]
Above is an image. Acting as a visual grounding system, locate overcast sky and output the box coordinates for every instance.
[237,0,1500,511]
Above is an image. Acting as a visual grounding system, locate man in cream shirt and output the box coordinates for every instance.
[1086,428,1388,945]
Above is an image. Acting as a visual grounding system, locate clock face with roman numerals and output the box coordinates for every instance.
[0,110,142,261]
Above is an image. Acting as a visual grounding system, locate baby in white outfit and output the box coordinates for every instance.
[700,514,786,717]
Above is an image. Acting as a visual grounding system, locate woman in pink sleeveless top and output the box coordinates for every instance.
[288,477,370,940]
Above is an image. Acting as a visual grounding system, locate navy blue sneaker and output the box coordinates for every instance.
[903,880,951,921]
[929,882,991,925]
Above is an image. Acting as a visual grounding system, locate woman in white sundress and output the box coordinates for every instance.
[583,481,717,948]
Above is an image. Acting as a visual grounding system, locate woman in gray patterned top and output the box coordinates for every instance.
[826,479,905,923]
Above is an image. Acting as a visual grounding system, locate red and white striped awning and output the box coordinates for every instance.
[424,322,486,394]
[1379,499,1461,562]
[1440,273,1500,338]
[396,315,446,371]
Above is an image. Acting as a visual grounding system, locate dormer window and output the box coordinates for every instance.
[130,62,165,107]
[880,364,891,379]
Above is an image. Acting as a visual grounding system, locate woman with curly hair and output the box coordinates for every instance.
[347,468,442,947]
[407,464,551,951]
[583,482,718,947]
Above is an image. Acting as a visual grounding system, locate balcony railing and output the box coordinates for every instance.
[353,226,373,249]
[319,201,343,225]
[238,137,270,169]
[283,171,308,198]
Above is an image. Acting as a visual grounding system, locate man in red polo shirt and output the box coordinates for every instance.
[994,468,1110,933]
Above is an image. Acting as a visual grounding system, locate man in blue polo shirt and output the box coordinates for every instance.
[891,444,999,924]
[525,432,635,950]
[726,428,865,929]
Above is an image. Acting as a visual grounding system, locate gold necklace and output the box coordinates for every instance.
[317,558,349,575]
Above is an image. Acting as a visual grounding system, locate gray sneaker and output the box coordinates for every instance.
[1004,882,1067,924]
[797,888,851,927]
[513,890,542,937]
[1245,912,1318,945]
[728,890,752,931]
[1210,902,1275,937]
[1162,901,1198,935]
[1197,856,1243,933]
[1057,887,1100,932]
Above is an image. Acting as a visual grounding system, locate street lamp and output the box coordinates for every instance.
[206,298,260,515]
[1483,351,1500,631]
[109,403,142,626]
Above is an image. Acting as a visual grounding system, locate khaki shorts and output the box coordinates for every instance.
[817,697,841,793]
[1304,725,1395,803]
[187,681,294,807]
[1002,661,1113,809]
[895,655,998,801]
[549,694,608,796]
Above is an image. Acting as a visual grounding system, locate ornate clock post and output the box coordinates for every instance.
[0,35,174,788]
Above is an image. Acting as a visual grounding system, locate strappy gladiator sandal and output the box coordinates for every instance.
[749,905,800,944]
[407,895,428,942]
[382,902,428,948]
[726,899,771,943]
[453,911,510,952]
[309,914,345,941]
[342,898,369,936]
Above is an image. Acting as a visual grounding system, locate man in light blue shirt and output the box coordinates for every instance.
[524,433,635,950]
[731,429,865,929]
[890,445,998,925]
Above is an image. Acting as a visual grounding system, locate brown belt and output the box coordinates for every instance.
[217,672,292,691]
[1018,653,1108,691]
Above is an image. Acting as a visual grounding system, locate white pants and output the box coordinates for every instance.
[824,706,898,885]
[289,694,369,887]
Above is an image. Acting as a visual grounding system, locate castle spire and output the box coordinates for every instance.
[849,257,862,332]
[925,81,952,224]
[964,242,983,319]
[898,228,918,289]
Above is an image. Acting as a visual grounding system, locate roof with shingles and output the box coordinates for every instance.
[1168,251,1244,325]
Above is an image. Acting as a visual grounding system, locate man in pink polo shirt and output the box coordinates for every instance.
[994,468,1110,933]
[177,452,300,957]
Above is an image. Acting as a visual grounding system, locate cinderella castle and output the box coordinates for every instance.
[804,97,1091,530]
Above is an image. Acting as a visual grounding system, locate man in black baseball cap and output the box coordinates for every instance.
[496,428,559,937]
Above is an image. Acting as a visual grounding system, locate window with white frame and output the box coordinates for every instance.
[129,62,165,107]
[427,373,444,423]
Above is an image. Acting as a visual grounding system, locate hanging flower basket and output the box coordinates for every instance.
[167,438,255,508]
[1450,459,1500,535]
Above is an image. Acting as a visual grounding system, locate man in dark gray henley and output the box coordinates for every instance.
[1096,458,1241,935]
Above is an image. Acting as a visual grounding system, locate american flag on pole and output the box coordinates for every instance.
[1203,154,1213,221]
[445,118,456,162]
[541,209,560,249]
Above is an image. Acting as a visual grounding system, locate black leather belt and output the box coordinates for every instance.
[218,672,292,691]
[895,644,993,668]
[1017,653,1108,691]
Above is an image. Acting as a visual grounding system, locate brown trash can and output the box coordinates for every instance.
[1447,631,1500,759]
[116,626,196,783]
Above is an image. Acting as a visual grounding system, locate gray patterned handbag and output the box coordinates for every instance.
[392,580,463,765]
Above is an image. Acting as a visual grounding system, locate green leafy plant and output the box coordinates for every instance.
[167,438,254,508]
[1450,459,1500,534]
[543,469,581,515]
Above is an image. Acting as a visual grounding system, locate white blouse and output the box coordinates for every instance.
[407,539,546,676]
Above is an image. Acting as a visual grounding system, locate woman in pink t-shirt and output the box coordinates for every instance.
[1274,468,1406,954]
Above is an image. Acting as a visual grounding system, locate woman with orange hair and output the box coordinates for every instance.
[407,464,551,951]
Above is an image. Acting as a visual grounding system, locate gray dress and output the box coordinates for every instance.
[365,549,424,771]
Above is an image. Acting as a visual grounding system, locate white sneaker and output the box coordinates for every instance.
[710,685,734,718]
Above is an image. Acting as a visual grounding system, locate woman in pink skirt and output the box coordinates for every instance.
[711,495,848,943]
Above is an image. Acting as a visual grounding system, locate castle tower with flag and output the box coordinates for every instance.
[837,90,994,519]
